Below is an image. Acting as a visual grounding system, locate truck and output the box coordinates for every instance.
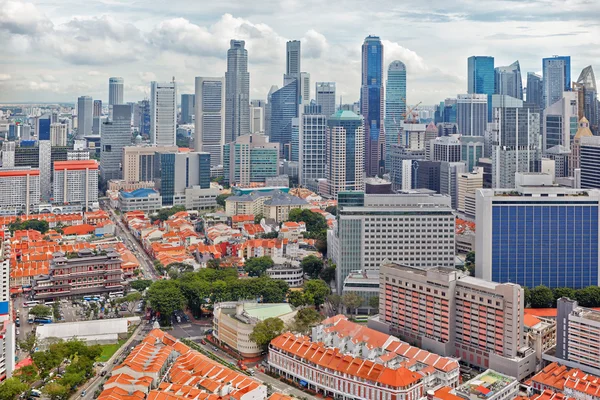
[237,360,248,371]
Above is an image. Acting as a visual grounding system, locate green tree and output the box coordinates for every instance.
[29,304,52,318]
[464,251,475,276]
[8,219,50,234]
[130,280,152,292]
[319,265,335,284]
[288,291,308,308]
[43,382,68,400]
[216,193,232,207]
[303,279,331,308]
[244,256,275,277]
[300,255,324,279]
[254,214,264,224]
[249,317,285,348]
[166,262,194,274]
[523,287,531,308]
[151,205,186,222]
[288,209,327,233]
[14,364,38,384]
[19,332,37,354]
[324,205,337,216]
[530,285,554,308]
[0,377,28,400]
[552,287,577,307]
[117,292,142,314]
[368,295,379,312]
[146,280,186,325]
[258,231,279,239]
[206,259,221,269]
[342,293,363,315]
[327,294,342,313]
[292,307,323,334]
[574,286,600,307]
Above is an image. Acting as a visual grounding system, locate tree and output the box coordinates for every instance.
[216,193,232,207]
[552,287,577,307]
[523,287,531,308]
[206,259,221,269]
[254,214,264,224]
[327,294,342,313]
[319,265,335,284]
[19,332,37,354]
[130,280,152,292]
[29,304,52,318]
[303,279,331,308]
[292,307,323,334]
[288,209,327,234]
[288,291,308,308]
[325,205,337,216]
[464,251,475,276]
[0,377,28,400]
[151,205,186,222]
[574,286,600,307]
[13,365,38,384]
[166,262,194,274]
[300,255,324,279]
[8,219,49,234]
[250,317,285,348]
[117,292,142,314]
[146,280,186,325]
[530,285,554,308]
[368,295,379,311]
[342,293,363,315]
[258,231,279,239]
[244,256,274,277]
[43,382,68,400]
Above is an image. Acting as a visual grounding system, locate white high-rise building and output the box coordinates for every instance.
[195,77,225,168]
[77,96,93,139]
[315,82,336,118]
[53,160,99,211]
[109,77,124,106]
[457,94,488,136]
[299,107,327,191]
[101,105,132,180]
[300,72,310,105]
[543,91,578,151]
[250,105,264,134]
[50,123,68,146]
[150,81,177,146]
[0,235,15,382]
[0,168,40,215]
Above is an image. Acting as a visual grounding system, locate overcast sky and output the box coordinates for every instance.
[0,0,598,105]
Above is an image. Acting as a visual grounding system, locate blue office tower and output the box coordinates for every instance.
[269,80,298,157]
[468,56,495,122]
[543,56,571,108]
[38,119,50,141]
[361,36,384,177]
[384,60,407,171]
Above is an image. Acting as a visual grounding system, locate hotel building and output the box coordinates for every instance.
[53,160,99,211]
[0,168,40,216]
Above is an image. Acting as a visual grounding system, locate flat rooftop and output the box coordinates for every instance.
[579,309,600,323]
[455,369,517,400]
[243,303,294,320]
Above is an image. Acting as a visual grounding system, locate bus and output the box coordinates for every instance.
[23,301,40,308]
[34,316,53,324]
[109,291,124,299]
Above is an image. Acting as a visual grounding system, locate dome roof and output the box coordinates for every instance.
[574,117,593,140]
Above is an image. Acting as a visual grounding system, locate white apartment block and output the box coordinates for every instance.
[53,160,99,211]
[457,167,483,217]
[150,81,177,146]
[0,238,15,382]
[50,123,68,146]
[0,168,40,216]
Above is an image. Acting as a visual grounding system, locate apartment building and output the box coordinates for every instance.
[225,190,309,220]
[53,160,99,211]
[378,262,536,380]
[266,264,304,287]
[523,314,557,370]
[0,235,15,381]
[457,167,483,218]
[0,168,40,216]
[122,145,179,183]
[32,248,126,300]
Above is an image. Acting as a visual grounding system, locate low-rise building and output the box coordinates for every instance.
[454,370,519,400]
[118,188,163,213]
[342,269,379,314]
[36,318,137,349]
[266,262,303,287]
[524,313,557,371]
[213,302,297,358]
[225,190,309,222]
[263,192,310,223]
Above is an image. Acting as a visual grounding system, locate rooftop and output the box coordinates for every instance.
[120,188,160,198]
[242,302,294,321]
[455,369,517,400]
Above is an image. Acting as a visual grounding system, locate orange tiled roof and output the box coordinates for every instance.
[565,373,600,397]
[243,224,264,236]
[97,386,146,400]
[530,362,584,391]
[231,214,254,223]
[530,390,576,400]
[524,313,543,328]
[525,307,600,317]
[434,386,464,400]
[268,394,294,400]
[63,224,96,235]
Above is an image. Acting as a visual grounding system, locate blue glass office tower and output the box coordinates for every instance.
[269,81,298,158]
[476,181,600,289]
[361,36,384,177]
[38,119,50,141]
[384,60,406,171]
[543,56,571,108]
[468,56,495,122]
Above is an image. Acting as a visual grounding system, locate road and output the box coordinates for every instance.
[102,203,159,280]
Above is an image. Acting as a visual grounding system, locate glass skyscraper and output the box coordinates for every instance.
[315,82,336,118]
[180,94,195,124]
[225,40,250,144]
[577,66,598,135]
[494,60,523,100]
[543,55,571,108]
[108,77,124,106]
[360,36,384,177]
[269,81,298,158]
[77,95,93,139]
[526,72,544,110]
[299,105,327,191]
[100,104,132,181]
[467,56,494,122]
[384,60,406,171]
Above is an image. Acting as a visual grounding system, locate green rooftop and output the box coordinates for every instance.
[330,110,362,120]
[243,303,294,320]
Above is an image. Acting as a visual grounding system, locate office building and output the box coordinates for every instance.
[50,123,67,146]
[315,82,336,117]
[495,61,523,99]
[457,94,488,136]
[361,36,385,177]
[468,56,494,121]
[431,134,462,162]
[326,110,365,197]
[194,77,225,167]
[300,72,310,105]
[118,188,163,213]
[379,262,536,380]
[269,81,298,156]
[290,118,299,162]
[32,248,125,300]
[225,40,250,143]
[415,160,442,193]
[330,191,454,294]
[137,99,151,136]
[264,85,277,138]
[93,100,102,117]
[389,145,424,191]
[579,135,600,189]
[180,93,195,124]
[100,105,132,181]
[384,60,407,171]
[457,167,483,218]
[155,152,211,205]
[1,142,15,168]
[0,168,40,216]
[77,96,93,139]
[576,66,598,134]
[543,56,571,108]
[569,117,594,176]
[53,160,99,211]
[109,77,124,106]
[526,72,544,110]
[461,135,485,172]
[491,95,541,188]
[122,145,178,183]
[222,134,279,186]
[555,298,600,375]
[150,81,177,146]
[545,145,571,179]
[250,104,264,134]
[286,40,301,78]
[476,172,600,289]
[440,161,466,209]
[299,105,326,191]
[543,91,578,151]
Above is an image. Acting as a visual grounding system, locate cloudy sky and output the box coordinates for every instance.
[0,0,598,105]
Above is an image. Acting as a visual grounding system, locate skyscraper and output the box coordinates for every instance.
[93,100,102,117]
[326,110,365,197]
[249,100,264,134]
[156,152,211,206]
[576,66,598,134]
[456,94,488,136]
[542,92,578,151]
[299,105,327,191]
[300,72,310,105]
[150,81,177,146]
[361,35,384,177]
[543,55,571,108]
[225,40,250,144]
[108,77,124,106]
[222,134,279,186]
[101,104,132,180]
[467,56,494,121]
[269,82,298,158]
[494,61,523,100]
[286,40,301,78]
[77,96,93,139]
[384,60,407,171]
[526,72,544,110]
[315,82,336,117]
[195,77,225,168]
[180,94,195,124]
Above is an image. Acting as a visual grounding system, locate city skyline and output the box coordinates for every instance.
[1,0,598,105]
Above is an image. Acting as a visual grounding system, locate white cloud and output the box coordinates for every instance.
[138,72,156,82]
[0,74,11,81]
[88,70,102,76]
[302,30,328,59]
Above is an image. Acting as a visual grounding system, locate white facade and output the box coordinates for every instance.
[0,168,40,216]
[77,96,93,139]
[108,77,124,106]
[250,106,264,134]
[457,94,488,136]
[122,145,178,183]
[39,140,51,201]
[457,167,483,216]
[300,72,310,105]
[150,81,177,146]
[53,160,99,211]
[50,123,67,146]
[0,238,15,381]
[315,82,336,117]
[543,91,578,151]
[194,77,225,167]
[299,112,327,190]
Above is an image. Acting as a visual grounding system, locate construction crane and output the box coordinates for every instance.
[402,101,422,124]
